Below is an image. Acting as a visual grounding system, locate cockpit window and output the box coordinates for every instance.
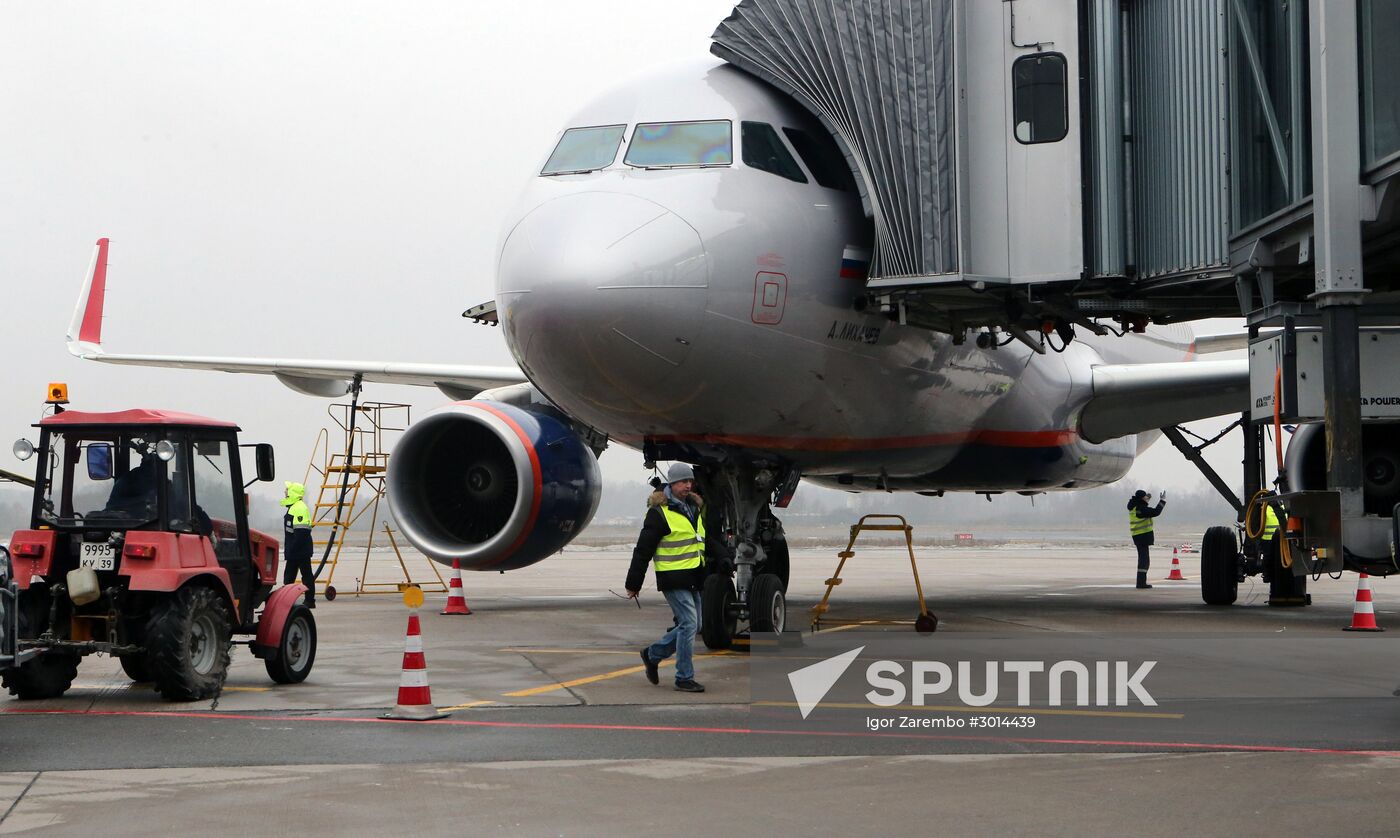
[783,127,859,193]
[741,122,807,183]
[541,125,626,175]
[624,120,732,168]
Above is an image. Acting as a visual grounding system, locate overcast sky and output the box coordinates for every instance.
[0,2,1251,512]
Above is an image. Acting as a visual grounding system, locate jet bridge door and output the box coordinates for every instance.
[963,0,1085,285]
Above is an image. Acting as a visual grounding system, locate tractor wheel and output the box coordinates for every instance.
[2,653,79,700]
[118,654,152,683]
[265,605,317,684]
[749,573,786,633]
[701,574,737,650]
[145,586,232,701]
[1201,526,1239,606]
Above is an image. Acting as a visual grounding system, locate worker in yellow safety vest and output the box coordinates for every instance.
[1127,488,1167,589]
[1259,500,1282,582]
[626,462,707,693]
[281,481,315,608]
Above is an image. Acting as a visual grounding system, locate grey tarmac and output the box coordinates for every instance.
[4,533,1400,835]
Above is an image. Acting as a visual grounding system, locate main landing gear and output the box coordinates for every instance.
[697,462,793,650]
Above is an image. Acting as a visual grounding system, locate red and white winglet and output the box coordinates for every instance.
[65,237,110,356]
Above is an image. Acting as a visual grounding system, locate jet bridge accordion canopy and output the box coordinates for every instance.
[712,0,959,280]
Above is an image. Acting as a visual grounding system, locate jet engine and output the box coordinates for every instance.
[386,401,602,571]
[1284,422,1400,517]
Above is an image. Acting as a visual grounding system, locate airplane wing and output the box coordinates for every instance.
[1079,359,1250,443]
[66,238,527,400]
[1191,332,1250,354]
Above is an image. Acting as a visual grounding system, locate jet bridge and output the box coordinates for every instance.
[713,0,1400,594]
[712,0,1400,335]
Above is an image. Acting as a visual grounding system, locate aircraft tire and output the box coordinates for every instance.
[1201,525,1239,606]
[764,538,790,594]
[701,574,737,650]
[750,573,786,633]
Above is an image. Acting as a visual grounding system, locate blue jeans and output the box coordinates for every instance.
[647,589,702,683]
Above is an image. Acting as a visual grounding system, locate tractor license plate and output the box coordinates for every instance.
[79,543,115,571]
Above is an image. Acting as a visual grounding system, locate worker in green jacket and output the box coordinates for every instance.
[281,481,315,608]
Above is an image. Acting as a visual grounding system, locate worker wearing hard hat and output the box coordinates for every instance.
[281,481,316,608]
[626,462,707,693]
[1127,489,1167,589]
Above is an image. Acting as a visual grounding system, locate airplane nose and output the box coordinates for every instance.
[497,192,709,416]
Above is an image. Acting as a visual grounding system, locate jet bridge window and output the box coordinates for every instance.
[783,127,858,193]
[624,120,732,168]
[1012,53,1068,144]
[741,121,806,183]
[541,125,625,175]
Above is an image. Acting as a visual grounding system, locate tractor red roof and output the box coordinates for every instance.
[39,409,239,429]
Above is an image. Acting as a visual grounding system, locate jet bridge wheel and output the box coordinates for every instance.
[1200,526,1239,606]
[701,574,738,650]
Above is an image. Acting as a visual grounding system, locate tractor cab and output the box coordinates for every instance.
[21,410,275,621]
[2,397,316,702]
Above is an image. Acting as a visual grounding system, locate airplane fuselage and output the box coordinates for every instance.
[496,62,1193,493]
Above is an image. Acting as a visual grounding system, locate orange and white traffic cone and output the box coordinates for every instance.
[386,612,450,719]
[441,558,472,615]
[1344,573,1385,632]
[1165,547,1186,581]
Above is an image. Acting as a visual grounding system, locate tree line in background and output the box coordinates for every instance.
[0,475,1241,542]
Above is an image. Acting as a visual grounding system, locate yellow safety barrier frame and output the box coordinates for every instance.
[810,514,938,633]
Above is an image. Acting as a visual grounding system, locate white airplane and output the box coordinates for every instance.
[65,60,1248,645]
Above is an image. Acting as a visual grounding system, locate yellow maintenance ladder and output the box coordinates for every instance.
[810,514,938,633]
[302,401,446,599]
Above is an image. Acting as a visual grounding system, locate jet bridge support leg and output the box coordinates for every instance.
[1161,426,1243,517]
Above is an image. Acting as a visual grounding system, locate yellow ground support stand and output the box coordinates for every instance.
[810,514,938,633]
[302,401,446,599]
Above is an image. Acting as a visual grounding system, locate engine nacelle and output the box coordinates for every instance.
[386,402,602,571]
[1284,421,1400,516]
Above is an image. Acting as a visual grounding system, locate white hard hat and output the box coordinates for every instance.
[666,462,696,484]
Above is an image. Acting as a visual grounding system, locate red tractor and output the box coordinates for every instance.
[0,405,316,700]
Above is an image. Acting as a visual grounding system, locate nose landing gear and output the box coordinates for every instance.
[695,462,794,650]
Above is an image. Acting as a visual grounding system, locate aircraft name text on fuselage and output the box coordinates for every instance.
[827,320,882,345]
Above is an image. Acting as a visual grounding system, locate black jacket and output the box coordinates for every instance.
[625,491,706,592]
[1127,496,1166,546]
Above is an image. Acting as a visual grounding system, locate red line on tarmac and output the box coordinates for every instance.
[3,708,1397,756]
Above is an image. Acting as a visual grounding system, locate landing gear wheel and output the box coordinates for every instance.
[749,572,786,633]
[265,604,317,684]
[118,654,152,683]
[1200,525,1239,606]
[146,586,232,701]
[701,574,737,650]
[2,653,79,700]
[764,538,790,594]
[324,586,336,602]
[914,612,939,634]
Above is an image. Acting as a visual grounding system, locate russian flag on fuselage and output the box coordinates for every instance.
[840,245,870,280]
